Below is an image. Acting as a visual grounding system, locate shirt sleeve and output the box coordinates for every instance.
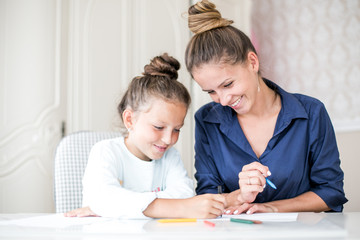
[82,142,156,219]
[309,103,348,211]
[155,149,195,199]
[194,111,224,195]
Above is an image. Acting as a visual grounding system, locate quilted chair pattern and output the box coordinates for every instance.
[54,131,122,213]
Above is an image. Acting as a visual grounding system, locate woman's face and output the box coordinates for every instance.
[125,98,187,161]
[192,54,260,115]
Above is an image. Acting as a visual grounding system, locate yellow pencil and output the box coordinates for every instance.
[157,218,197,223]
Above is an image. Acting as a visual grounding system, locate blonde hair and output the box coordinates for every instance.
[117,53,191,135]
[185,0,257,75]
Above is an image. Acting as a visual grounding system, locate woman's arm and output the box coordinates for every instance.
[221,162,269,210]
[226,191,330,214]
[223,161,331,214]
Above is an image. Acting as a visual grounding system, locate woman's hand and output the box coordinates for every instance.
[224,202,278,215]
[224,191,330,215]
[64,206,99,217]
[238,162,271,204]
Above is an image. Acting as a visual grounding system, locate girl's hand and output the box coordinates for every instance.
[238,162,271,203]
[222,189,242,209]
[64,206,99,217]
[185,194,226,219]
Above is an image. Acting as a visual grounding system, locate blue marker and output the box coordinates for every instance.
[266,178,277,189]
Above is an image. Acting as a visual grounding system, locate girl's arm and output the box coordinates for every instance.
[81,142,159,219]
[143,194,226,219]
[64,206,98,217]
[65,193,226,219]
[154,149,194,199]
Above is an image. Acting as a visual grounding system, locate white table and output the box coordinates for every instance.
[0,212,359,239]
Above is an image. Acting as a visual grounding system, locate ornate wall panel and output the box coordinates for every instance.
[251,0,360,132]
[0,0,64,212]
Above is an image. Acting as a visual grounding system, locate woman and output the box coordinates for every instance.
[185,0,347,214]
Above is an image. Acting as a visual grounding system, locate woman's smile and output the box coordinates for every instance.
[230,97,243,108]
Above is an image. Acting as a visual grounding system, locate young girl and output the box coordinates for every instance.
[65,53,225,219]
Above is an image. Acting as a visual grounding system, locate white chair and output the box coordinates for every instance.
[54,131,122,213]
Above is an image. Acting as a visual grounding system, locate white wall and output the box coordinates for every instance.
[337,131,360,212]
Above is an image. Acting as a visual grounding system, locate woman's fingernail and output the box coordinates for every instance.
[246,210,251,214]
[234,210,239,214]
[267,171,271,176]
[225,210,231,214]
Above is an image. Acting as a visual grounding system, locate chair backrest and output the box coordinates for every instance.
[54,131,122,213]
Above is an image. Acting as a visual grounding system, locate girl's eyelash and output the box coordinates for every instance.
[154,126,181,132]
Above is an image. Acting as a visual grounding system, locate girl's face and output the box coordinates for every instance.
[192,53,260,115]
[125,98,187,161]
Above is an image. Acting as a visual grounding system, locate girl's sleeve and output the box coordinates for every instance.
[309,103,348,212]
[155,149,195,199]
[82,142,156,219]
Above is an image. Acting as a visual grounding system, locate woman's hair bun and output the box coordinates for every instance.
[143,53,180,80]
[188,0,233,35]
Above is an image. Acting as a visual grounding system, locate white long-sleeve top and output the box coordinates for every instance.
[82,137,194,219]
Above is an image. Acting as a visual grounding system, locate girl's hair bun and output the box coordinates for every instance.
[188,0,233,35]
[143,53,180,80]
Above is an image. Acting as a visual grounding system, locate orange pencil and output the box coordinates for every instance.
[204,220,216,227]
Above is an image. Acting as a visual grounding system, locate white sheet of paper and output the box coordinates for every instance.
[0,214,109,228]
[218,212,298,222]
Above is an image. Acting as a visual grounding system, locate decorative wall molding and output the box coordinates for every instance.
[0,0,61,147]
[67,0,93,133]
[251,0,360,132]
[0,0,64,213]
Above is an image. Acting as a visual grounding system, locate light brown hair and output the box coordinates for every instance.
[185,0,258,75]
[117,53,191,134]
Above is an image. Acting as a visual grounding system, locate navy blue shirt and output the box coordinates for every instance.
[194,79,347,212]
